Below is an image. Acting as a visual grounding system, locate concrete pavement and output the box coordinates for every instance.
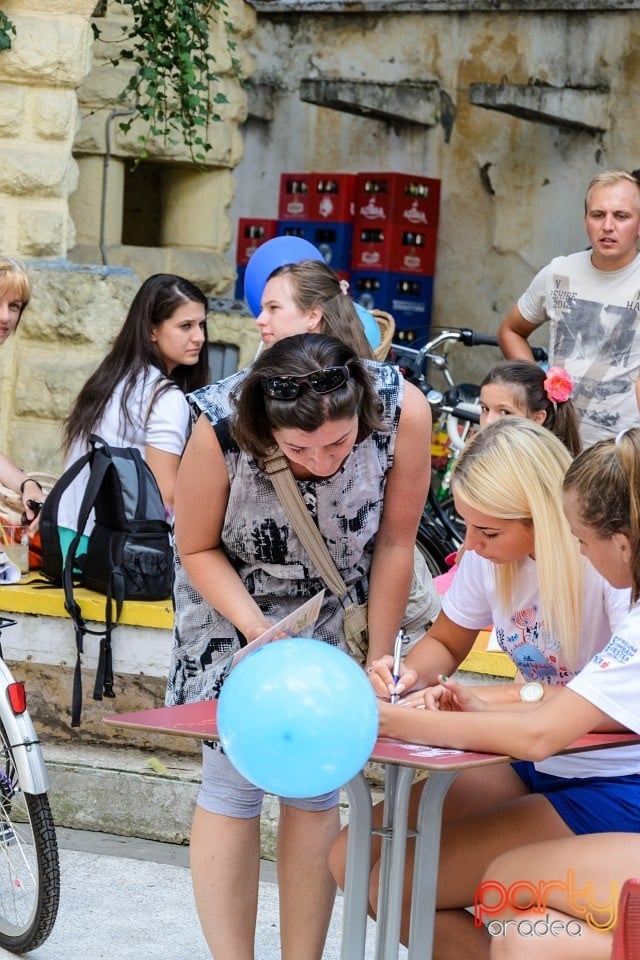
[0,828,396,960]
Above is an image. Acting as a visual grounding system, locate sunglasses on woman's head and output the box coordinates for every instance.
[262,364,353,400]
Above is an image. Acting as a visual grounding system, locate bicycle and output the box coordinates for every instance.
[0,616,60,953]
[390,327,501,573]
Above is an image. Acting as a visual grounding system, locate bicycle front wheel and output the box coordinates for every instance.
[0,720,60,953]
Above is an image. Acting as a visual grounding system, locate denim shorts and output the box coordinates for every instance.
[512,761,640,835]
[197,741,340,818]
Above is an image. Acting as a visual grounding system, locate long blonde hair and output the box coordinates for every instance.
[452,418,583,666]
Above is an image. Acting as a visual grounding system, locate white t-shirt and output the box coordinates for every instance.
[564,601,640,776]
[518,250,640,445]
[443,550,637,776]
[58,367,190,533]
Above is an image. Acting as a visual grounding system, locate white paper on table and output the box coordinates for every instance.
[230,589,326,668]
[386,741,465,758]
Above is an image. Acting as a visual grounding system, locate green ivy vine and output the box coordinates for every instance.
[98,0,241,164]
[0,11,15,52]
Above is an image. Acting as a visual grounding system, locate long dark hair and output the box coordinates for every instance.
[231,333,385,460]
[64,274,210,452]
[481,361,582,457]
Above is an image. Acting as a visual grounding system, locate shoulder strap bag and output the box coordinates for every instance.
[262,449,369,662]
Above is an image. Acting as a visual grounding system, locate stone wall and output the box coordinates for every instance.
[69,0,256,295]
[0,0,96,257]
[0,2,258,470]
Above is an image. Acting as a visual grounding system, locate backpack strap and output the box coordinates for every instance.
[39,450,92,583]
[63,443,114,727]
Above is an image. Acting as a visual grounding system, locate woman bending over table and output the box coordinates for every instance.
[167,333,436,960]
[329,419,639,956]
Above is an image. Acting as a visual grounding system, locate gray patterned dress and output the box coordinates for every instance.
[165,360,412,707]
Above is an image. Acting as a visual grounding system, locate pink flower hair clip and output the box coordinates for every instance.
[543,366,574,404]
[339,278,350,295]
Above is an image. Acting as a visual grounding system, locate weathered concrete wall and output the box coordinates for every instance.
[231,1,640,383]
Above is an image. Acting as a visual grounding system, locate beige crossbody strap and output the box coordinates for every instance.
[262,449,348,599]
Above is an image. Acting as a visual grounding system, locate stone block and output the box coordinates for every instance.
[161,168,234,250]
[0,145,71,196]
[7,420,66,475]
[14,354,94,419]
[3,1,97,14]
[0,15,93,87]
[33,88,78,141]
[76,60,136,113]
[18,207,67,257]
[0,83,25,135]
[0,200,11,249]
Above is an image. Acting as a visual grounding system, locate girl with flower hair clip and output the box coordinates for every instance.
[480,360,582,456]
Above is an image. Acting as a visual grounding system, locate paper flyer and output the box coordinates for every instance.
[231,589,326,668]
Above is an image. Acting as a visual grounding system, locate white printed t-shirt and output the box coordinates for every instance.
[565,602,640,776]
[442,549,636,776]
[518,250,640,445]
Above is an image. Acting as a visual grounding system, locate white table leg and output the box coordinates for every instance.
[375,765,416,960]
[341,771,374,960]
[407,769,460,959]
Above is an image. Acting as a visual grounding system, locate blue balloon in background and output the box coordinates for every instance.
[243,236,324,317]
[217,638,379,798]
[353,302,382,350]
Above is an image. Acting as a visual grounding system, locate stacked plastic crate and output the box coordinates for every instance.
[350,173,441,342]
[234,218,279,300]
[277,173,356,286]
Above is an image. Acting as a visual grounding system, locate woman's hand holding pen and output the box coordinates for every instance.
[366,655,418,701]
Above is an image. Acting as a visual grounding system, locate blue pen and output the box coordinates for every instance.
[390,629,405,704]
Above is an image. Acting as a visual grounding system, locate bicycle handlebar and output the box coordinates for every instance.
[458,329,499,348]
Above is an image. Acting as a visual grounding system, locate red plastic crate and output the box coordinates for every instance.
[351,222,437,275]
[278,173,356,221]
[235,218,278,265]
[353,173,440,227]
[278,174,313,220]
[311,174,356,221]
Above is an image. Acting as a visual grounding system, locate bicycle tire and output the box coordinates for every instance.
[416,522,450,576]
[0,719,60,953]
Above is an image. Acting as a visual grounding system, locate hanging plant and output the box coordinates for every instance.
[0,11,15,52]
[96,0,241,164]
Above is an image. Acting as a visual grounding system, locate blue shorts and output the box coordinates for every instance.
[197,741,340,818]
[512,761,640,835]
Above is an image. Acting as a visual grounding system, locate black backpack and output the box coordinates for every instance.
[40,435,173,726]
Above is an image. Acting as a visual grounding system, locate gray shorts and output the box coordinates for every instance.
[197,742,340,818]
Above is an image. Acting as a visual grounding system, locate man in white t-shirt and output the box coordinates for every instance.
[498,170,640,445]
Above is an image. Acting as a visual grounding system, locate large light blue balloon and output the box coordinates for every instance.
[244,236,324,317]
[218,638,379,798]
